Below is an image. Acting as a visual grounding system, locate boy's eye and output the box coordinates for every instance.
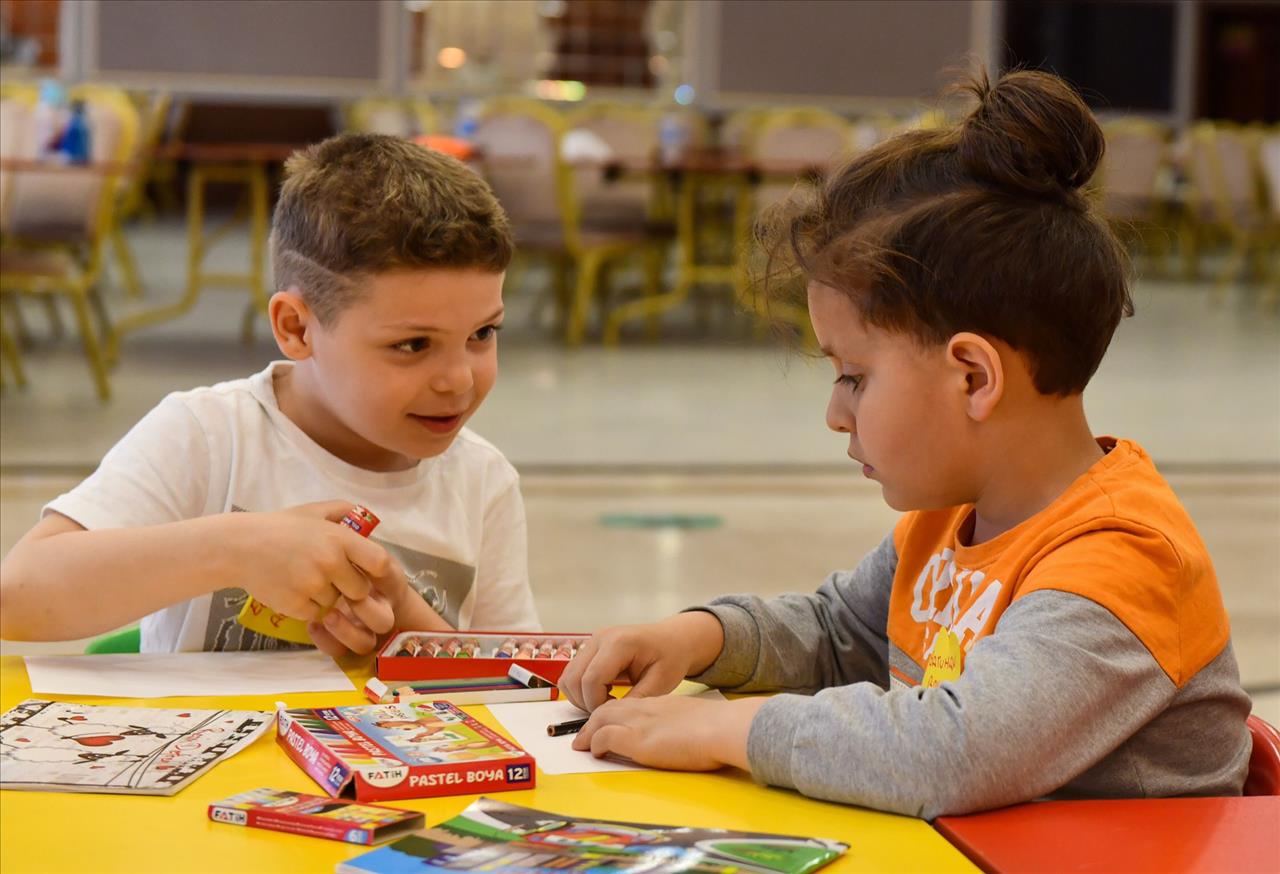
[472,323,503,342]
[391,338,429,354]
[833,374,862,392]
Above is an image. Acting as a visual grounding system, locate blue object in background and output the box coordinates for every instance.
[59,100,92,164]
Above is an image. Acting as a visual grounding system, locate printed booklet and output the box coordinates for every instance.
[336,797,849,873]
[278,701,535,802]
[0,698,271,795]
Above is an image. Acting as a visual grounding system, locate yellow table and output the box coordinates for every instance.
[0,656,974,873]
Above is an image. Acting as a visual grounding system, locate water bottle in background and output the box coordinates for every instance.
[453,99,480,140]
[59,100,92,164]
[33,78,69,161]
[658,112,687,165]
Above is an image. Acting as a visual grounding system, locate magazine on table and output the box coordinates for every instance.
[336,796,849,873]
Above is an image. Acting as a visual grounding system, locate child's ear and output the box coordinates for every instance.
[945,332,1004,422]
[268,290,314,360]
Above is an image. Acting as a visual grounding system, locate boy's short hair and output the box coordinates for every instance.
[270,133,513,324]
[759,70,1132,396]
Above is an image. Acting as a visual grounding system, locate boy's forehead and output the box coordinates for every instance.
[353,268,504,322]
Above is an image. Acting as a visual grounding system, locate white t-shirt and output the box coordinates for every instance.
[44,361,540,652]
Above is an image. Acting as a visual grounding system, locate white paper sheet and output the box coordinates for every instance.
[24,650,356,698]
[487,684,726,775]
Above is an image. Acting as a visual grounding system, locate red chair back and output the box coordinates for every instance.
[1245,714,1280,796]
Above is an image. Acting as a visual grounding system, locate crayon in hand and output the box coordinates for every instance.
[236,505,381,644]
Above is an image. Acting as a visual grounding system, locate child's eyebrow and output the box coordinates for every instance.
[384,309,505,333]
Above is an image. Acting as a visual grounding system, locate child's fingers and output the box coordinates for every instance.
[286,500,364,523]
[320,608,378,654]
[340,533,390,580]
[347,591,395,636]
[306,619,348,659]
[327,554,372,602]
[558,638,596,711]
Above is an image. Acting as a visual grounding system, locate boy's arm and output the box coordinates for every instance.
[686,533,896,693]
[741,590,1186,819]
[1,504,392,641]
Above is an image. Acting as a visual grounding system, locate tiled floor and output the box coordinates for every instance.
[1,221,1277,727]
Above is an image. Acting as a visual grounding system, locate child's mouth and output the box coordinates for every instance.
[411,413,463,434]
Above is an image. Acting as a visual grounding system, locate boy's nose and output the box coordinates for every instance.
[826,392,853,434]
[430,361,474,394]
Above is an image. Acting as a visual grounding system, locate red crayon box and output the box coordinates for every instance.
[208,788,423,845]
[377,630,590,684]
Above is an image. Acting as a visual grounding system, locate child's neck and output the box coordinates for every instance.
[967,396,1104,545]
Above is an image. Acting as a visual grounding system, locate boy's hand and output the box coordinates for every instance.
[558,612,726,712]
[307,591,395,657]
[236,500,391,623]
[571,695,764,771]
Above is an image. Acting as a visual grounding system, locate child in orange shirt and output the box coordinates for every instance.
[558,71,1252,818]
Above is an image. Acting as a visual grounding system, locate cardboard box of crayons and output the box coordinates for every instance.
[276,701,535,802]
[375,631,590,683]
[208,788,424,845]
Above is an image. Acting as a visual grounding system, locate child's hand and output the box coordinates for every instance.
[570,695,764,771]
[237,500,391,623]
[307,590,395,657]
[558,612,726,712]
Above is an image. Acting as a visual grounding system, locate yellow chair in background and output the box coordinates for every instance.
[0,84,140,400]
[105,90,172,298]
[1184,122,1271,296]
[473,96,653,345]
[345,97,416,136]
[1097,118,1174,272]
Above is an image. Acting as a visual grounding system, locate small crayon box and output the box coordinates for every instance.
[376,631,590,683]
[208,788,423,845]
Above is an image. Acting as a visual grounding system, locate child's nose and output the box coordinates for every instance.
[826,392,854,434]
[430,360,473,394]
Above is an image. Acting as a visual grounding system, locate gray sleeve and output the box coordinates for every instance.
[685,534,896,693]
[744,589,1177,819]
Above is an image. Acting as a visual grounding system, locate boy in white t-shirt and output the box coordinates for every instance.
[0,134,539,654]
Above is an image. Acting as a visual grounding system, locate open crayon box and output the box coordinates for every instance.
[375,631,591,683]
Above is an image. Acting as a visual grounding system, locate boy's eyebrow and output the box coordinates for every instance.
[384,308,505,333]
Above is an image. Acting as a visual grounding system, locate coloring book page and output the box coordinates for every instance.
[0,699,271,795]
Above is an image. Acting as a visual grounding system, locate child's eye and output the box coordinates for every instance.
[472,323,503,342]
[833,374,862,392]
[391,338,429,354]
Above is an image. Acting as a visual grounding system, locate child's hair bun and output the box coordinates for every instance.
[957,70,1103,206]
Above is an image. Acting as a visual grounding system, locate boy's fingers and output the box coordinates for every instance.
[342,534,391,579]
[320,609,377,654]
[307,620,347,659]
[288,500,360,523]
[580,650,629,712]
[348,592,395,636]
[328,556,372,602]
[558,638,596,711]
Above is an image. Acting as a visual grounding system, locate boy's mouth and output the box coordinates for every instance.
[410,412,463,434]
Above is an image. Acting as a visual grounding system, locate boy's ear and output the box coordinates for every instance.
[269,290,315,361]
[945,332,1004,422]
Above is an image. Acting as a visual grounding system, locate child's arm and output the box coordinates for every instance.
[559,535,895,712]
[0,501,394,642]
[573,588,1204,818]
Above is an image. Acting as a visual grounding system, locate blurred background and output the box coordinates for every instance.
[0,0,1276,720]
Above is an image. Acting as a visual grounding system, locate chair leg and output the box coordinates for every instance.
[0,314,27,388]
[241,301,260,344]
[43,296,65,340]
[2,297,31,348]
[566,249,606,347]
[87,287,118,364]
[110,223,145,298]
[642,245,665,341]
[68,292,112,401]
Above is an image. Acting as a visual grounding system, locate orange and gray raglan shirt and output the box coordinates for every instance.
[689,438,1252,818]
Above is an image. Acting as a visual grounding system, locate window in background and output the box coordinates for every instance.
[1003,0,1177,113]
[0,0,59,70]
